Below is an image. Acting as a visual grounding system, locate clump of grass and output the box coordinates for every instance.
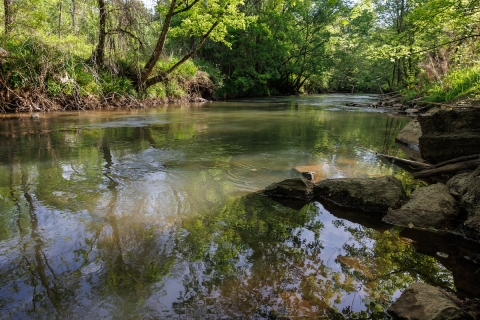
[405,65,480,103]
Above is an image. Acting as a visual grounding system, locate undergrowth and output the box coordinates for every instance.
[404,65,480,103]
[0,35,216,113]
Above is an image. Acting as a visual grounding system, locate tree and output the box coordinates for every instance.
[4,0,13,35]
[91,0,107,65]
[137,0,246,91]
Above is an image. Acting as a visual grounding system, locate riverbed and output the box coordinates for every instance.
[0,94,478,319]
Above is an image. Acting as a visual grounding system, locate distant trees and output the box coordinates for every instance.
[1,0,480,103]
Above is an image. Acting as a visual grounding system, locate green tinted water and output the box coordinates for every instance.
[0,95,467,319]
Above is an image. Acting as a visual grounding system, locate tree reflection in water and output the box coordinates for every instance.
[0,166,458,319]
[0,103,469,319]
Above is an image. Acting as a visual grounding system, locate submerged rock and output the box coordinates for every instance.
[418,109,480,163]
[387,282,473,320]
[383,183,458,229]
[395,119,421,151]
[313,176,405,212]
[263,178,314,200]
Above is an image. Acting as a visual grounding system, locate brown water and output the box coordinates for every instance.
[0,94,478,319]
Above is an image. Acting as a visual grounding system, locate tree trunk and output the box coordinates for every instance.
[144,21,219,88]
[139,0,177,89]
[70,0,77,34]
[413,159,480,179]
[58,0,63,38]
[4,0,13,35]
[91,0,107,66]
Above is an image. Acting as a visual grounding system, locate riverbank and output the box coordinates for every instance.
[261,106,480,319]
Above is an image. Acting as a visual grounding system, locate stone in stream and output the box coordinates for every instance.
[387,282,474,320]
[263,178,314,200]
[395,119,422,151]
[383,183,458,229]
[313,176,405,212]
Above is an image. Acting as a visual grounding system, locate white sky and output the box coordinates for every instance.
[142,0,156,9]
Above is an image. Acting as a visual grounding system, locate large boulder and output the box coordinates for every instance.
[313,176,405,212]
[387,282,473,320]
[418,109,480,163]
[396,119,421,151]
[447,167,480,239]
[383,183,458,229]
[263,178,314,200]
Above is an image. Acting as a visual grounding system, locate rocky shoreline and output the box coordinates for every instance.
[262,107,480,319]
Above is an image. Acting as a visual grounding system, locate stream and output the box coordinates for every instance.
[0,94,479,319]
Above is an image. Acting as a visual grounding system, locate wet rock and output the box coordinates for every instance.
[446,167,480,239]
[387,282,474,320]
[396,119,422,151]
[446,172,471,198]
[418,109,480,163]
[313,176,405,212]
[464,210,480,241]
[301,171,315,181]
[263,178,314,200]
[383,183,458,229]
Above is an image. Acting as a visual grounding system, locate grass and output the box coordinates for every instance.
[404,65,480,103]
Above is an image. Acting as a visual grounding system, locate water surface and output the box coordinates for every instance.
[0,94,477,319]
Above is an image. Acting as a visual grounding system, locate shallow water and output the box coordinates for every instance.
[0,94,478,319]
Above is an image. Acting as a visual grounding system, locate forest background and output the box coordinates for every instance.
[0,0,479,112]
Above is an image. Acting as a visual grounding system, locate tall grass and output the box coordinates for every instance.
[405,65,480,103]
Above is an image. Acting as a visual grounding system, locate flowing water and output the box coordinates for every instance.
[0,94,479,319]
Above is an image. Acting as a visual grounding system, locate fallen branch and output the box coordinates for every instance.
[413,159,480,179]
[431,154,480,169]
[377,153,430,169]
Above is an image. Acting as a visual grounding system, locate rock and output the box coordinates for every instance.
[446,172,471,198]
[313,176,405,212]
[418,109,480,163]
[387,282,473,320]
[301,171,315,181]
[405,108,419,113]
[263,178,314,200]
[383,183,458,229]
[446,167,480,239]
[393,103,404,108]
[461,168,480,239]
[464,209,480,241]
[396,119,422,151]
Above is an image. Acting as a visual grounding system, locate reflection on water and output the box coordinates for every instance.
[0,95,478,319]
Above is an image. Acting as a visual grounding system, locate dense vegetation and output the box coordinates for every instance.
[1,0,480,111]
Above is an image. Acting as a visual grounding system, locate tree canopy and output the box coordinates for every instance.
[1,0,479,110]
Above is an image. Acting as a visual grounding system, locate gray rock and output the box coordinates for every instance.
[396,119,422,151]
[446,172,471,198]
[405,108,419,113]
[313,176,405,212]
[387,282,473,320]
[263,178,314,200]
[383,183,458,229]
[446,167,480,239]
[418,109,480,163]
